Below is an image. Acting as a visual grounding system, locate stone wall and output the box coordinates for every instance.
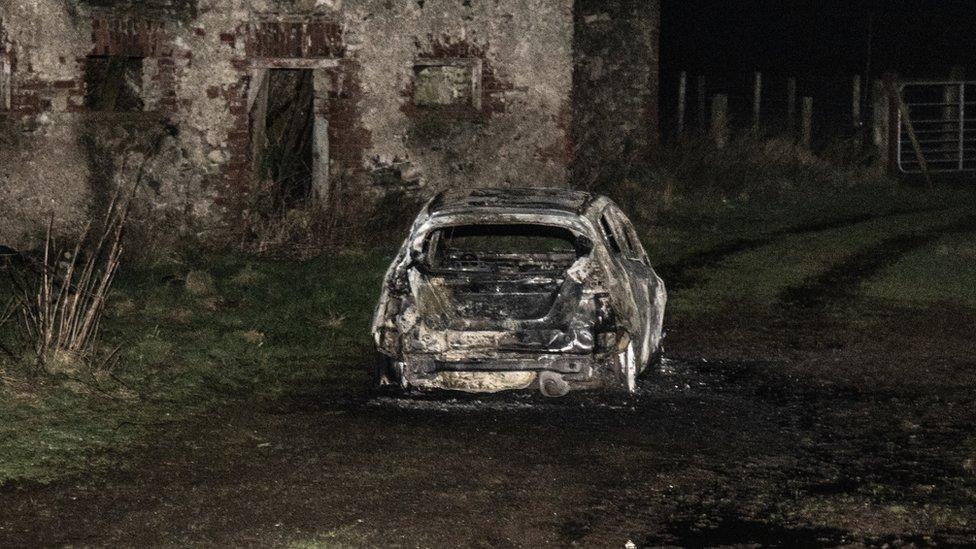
[0,0,654,248]
[572,0,659,189]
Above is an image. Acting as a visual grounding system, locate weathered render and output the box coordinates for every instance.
[4,0,660,249]
[572,0,660,188]
[371,187,666,396]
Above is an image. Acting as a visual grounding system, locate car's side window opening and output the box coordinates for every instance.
[599,215,622,255]
[616,215,647,264]
[618,220,636,254]
[626,226,648,263]
[606,207,649,264]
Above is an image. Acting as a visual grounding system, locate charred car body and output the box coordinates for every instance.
[371,188,666,397]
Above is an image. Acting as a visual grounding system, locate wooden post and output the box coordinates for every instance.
[872,79,888,159]
[697,75,707,130]
[801,97,813,149]
[852,75,862,128]
[944,65,966,121]
[898,98,934,187]
[787,77,797,133]
[0,56,9,111]
[677,71,687,137]
[883,73,900,175]
[752,71,762,134]
[711,94,729,149]
[943,66,965,160]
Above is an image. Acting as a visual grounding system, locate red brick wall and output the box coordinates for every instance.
[218,18,361,216]
[245,20,344,59]
[90,17,170,58]
[7,15,178,118]
[322,59,372,190]
[218,59,251,213]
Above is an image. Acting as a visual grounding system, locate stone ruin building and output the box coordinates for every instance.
[0,0,658,247]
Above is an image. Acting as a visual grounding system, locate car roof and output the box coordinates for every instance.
[428,187,598,216]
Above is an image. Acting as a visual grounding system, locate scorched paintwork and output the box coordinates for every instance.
[371,188,666,397]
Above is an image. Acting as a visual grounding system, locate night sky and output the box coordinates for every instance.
[659,0,976,130]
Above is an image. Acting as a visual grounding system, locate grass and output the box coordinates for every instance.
[638,183,976,269]
[0,249,394,487]
[3,140,976,488]
[105,249,390,402]
[864,231,976,309]
[665,207,975,315]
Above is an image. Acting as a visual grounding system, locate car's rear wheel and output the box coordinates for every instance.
[371,352,396,388]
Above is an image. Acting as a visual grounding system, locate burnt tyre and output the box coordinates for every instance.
[370,352,401,392]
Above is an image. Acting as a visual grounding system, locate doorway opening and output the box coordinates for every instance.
[251,68,316,210]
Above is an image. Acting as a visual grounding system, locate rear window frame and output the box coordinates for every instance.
[419,222,587,275]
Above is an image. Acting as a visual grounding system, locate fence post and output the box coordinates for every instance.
[752,72,763,134]
[898,98,934,187]
[801,97,813,149]
[852,75,862,128]
[944,65,966,121]
[697,75,707,130]
[787,77,797,133]
[943,66,965,161]
[711,94,729,149]
[882,73,900,175]
[677,71,687,138]
[872,79,888,169]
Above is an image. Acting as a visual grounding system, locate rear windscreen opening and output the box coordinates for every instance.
[426,224,584,273]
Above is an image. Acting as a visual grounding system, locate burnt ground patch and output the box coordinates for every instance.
[2,319,976,547]
[642,513,848,548]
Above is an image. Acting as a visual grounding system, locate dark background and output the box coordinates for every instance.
[659,0,976,135]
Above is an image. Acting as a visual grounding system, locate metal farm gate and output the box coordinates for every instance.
[897,81,976,174]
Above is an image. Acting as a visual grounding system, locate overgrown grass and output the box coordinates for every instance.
[606,137,976,268]
[0,249,394,487]
[4,136,976,488]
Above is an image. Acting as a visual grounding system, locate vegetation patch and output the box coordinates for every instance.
[864,231,976,309]
[3,141,976,488]
[0,250,393,487]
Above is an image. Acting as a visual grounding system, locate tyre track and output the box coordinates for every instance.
[658,206,951,290]
[778,215,976,313]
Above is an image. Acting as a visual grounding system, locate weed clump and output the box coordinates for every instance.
[594,135,892,229]
[5,190,132,374]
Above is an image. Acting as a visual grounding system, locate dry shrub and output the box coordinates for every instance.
[237,176,423,259]
[237,193,350,260]
[0,297,16,361]
[658,134,888,197]
[6,187,133,373]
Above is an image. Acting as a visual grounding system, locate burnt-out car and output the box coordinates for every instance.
[371,188,666,397]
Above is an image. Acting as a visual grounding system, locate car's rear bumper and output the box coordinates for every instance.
[387,351,625,395]
[406,327,595,357]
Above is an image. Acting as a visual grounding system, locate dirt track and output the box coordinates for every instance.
[2,233,976,547]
